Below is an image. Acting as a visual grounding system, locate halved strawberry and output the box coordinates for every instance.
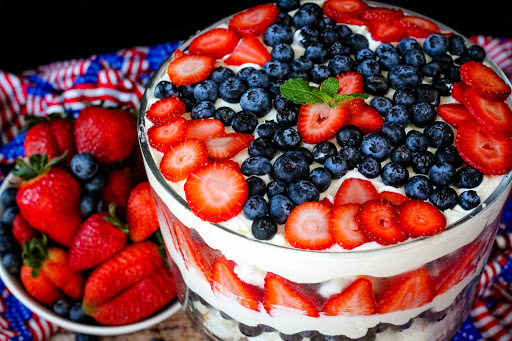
[322,0,368,25]
[333,178,379,206]
[285,201,334,250]
[189,28,240,59]
[184,163,248,223]
[336,71,364,95]
[147,117,189,152]
[396,200,446,238]
[330,203,368,250]
[451,81,468,103]
[211,256,261,311]
[436,243,479,295]
[224,35,271,67]
[167,54,215,86]
[460,61,511,101]
[367,20,407,44]
[436,103,476,129]
[297,102,350,144]
[347,101,384,135]
[455,122,512,175]
[185,118,225,141]
[356,199,405,246]
[377,267,435,313]
[361,7,403,21]
[146,96,186,125]
[398,15,440,38]
[463,87,512,137]
[208,159,241,172]
[204,132,254,160]
[173,49,187,60]
[228,4,279,37]
[264,273,319,317]
[322,278,376,316]
[378,191,409,206]
[159,138,208,182]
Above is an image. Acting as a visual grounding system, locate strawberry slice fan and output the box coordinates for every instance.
[0,29,512,340]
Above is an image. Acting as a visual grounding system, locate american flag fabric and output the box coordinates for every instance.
[1,36,512,340]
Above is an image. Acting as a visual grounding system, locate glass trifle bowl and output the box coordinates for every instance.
[137,1,512,340]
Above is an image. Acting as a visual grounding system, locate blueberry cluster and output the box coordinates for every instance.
[0,187,22,273]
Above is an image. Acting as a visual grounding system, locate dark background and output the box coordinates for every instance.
[0,0,511,74]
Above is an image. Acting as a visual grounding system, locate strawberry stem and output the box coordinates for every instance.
[103,203,129,234]
[21,234,49,277]
[12,152,67,181]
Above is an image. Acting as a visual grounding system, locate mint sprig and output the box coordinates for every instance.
[280,77,369,109]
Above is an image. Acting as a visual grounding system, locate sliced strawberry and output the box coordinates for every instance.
[356,199,405,246]
[398,15,440,38]
[336,71,364,95]
[463,87,512,137]
[167,54,215,86]
[451,81,468,103]
[322,278,376,316]
[455,122,512,175]
[228,4,279,37]
[173,49,187,59]
[436,243,479,295]
[436,103,476,129]
[333,178,379,206]
[396,200,446,238]
[146,96,186,125]
[377,267,435,313]
[204,132,254,160]
[264,273,319,317]
[184,163,248,223]
[322,0,368,25]
[378,191,409,206]
[285,201,334,250]
[159,139,208,182]
[208,159,241,172]
[361,7,403,21]
[147,117,189,152]
[347,101,384,135]
[330,203,368,250]
[367,20,408,44]
[189,28,240,59]
[211,256,261,311]
[460,60,511,101]
[297,102,350,144]
[320,196,334,208]
[224,35,271,67]
[186,118,225,141]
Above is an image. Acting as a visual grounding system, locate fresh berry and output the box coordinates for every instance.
[388,64,422,90]
[436,244,478,295]
[228,3,279,37]
[398,15,440,38]
[379,191,409,206]
[2,253,21,275]
[361,7,403,21]
[204,132,254,160]
[269,194,295,224]
[460,60,511,101]
[12,214,38,247]
[396,200,446,237]
[347,101,384,135]
[240,87,273,117]
[423,33,449,56]
[405,130,429,152]
[429,185,458,211]
[381,162,409,187]
[330,203,367,250]
[297,103,350,144]
[322,0,368,24]
[336,124,363,148]
[224,35,272,67]
[20,264,64,306]
[241,156,272,176]
[428,162,456,186]
[287,180,320,205]
[459,190,481,210]
[285,201,334,250]
[126,182,159,242]
[189,28,240,59]
[273,127,302,151]
[264,24,294,47]
[410,102,436,128]
[191,101,216,119]
[252,216,278,240]
[70,153,99,180]
[154,80,179,99]
[367,20,407,43]
[0,187,17,208]
[159,139,208,182]
[219,77,249,103]
[322,278,376,316]
[334,178,379,206]
[436,103,475,129]
[185,118,224,141]
[147,117,189,152]
[231,111,259,134]
[167,54,215,86]
[455,166,483,189]
[336,71,364,95]
[450,81,467,103]
[356,199,405,245]
[360,133,391,161]
[193,80,219,102]
[243,195,269,220]
[146,96,186,126]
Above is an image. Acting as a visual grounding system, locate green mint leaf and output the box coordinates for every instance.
[319,77,339,99]
[280,78,326,105]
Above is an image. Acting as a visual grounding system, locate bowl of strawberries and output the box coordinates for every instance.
[0,106,180,335]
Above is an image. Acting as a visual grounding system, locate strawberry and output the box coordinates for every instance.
[436,244,479,295]
[451,81,468,103]
[74,106,137,165]
[173,49,187,60]
[263,273,319,317]
[297,102,350,144]
[463,87,512,137]
[436,103,476,129]
[285,201,334,250]
[208,159,241,172]
[361,7,403,21]
[146,96,187,126]
[330,203,367,250]
[211,256,261,311]
[189,28,240,59]
[228,4,279,37]
[13,155,82,247]
[68,209,128,271]
[20,264,63,306]
[185,118,225,141]
[460,60,511,101]
[167,54,215,86]
[12,214,38,247]
[367,20,407,43]
[356,199,405,246]
[322,0,368,25]
[347,100,384,135]
[184,163,248,223]
[126,182,159,242]
[398,16,440,38]
[455,122,512,175]
[102,167,136,216]
[333,178,379,206]
[376,267,435,313]
[203,132,254,160]
[336,71,364,95]
[322,278,376,316]
[159,139,208,182]
[378,191,409,206]
[224,35,271,67]
[147,117,189,152]
[396,200,446,238]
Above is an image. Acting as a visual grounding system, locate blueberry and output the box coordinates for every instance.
[0,235,15,255]
[53,298,71,317]
[276,107,299,127]
[241,156,272,176]
[71,153,99,180]
[433,54,454,71]
[415,84,440,106]
[191,101,215,119]
[411,151,436,174]
[381,122,406,146]
[272,152,310,183]
[1,206,19,225]
[274,92,294,112]
[83,172,105,193]
[346,33,369,52]
[292,147,315,164]
[219,77,248,103]
[276,0,300,12]
[376,43,401,70]
[256,120,281,140]
[248,137,276,160]
[355,48,375,62]
[80,193,100,217]
[264,24,293,47]
[252,216,278,240]
[370,96,393,115]
[240,88,272,118]
[444,65,462,83]
[424,122,454,148]
[390,145,413,166]
[273,127,302,151]
[324,156,348,179]
[246,176,267,197]
[154,80,179,99]
[433,78,451,96]
[466,45,486,62]
[403,49,426,67]
[297,25,320,48]
[448,35,467,56]
[269,80,286,98]
[288,180,320,205]
[336,125,363,148]
[422,61,443,78]
[243,196,269,220]
[238,67,256,82]
[305,43,329,63]
[2,253,21,275]
[328,55,355,74]
[246,70,270,89]
[397,38,422,56]
[364,74,389,96]
[329,41,352,58]
[321,27,340,45]
[336,24,353,40]
[271,43,295,63]
[308,168,332,192]
[291,56,314,73]
[268,180,288,198]
[459,190,481,210]
[293,7,319,29]
[209,66,236,85]
[381,162,409,187]
[385,104,411,127]
[276,12,293,26]
[361,133,391,161]
[269,194,295,224]
[429,162,457,186]
[318,17,336,30]
[388,65,422,90]
[232,111,259,133]
[435,146,464,168]
[310,65,332,84]
[193,80,218,102]
[312,141,338,164]
[69,302,88,322]
[393,88,416,108]
[454,166,483,188]
[214,106,236,126]
[289,70,310,81]
[355,59,381,79]
[180,96,196,112]
[429,186,458,211]
[263,60,290,81]
[0,187,18,208]
[339,146,362,170]
[423,33,449,57]
[410,102,436,128]
[358,157,381,179]
[405,175,432,200]
[403,131,426,153]
[179,83,196,98]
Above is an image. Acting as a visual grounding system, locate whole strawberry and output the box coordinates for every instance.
[74,106,137,165]
[126,182,159,242]
[101,167,135,217]
[13,154,82,247]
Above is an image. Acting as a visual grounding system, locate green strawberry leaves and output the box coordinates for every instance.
[22,234,49,277]
[11,152,67,182]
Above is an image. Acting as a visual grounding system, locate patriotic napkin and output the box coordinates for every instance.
[1,36,512,340]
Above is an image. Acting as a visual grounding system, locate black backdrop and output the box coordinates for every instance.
[0,0,511,73]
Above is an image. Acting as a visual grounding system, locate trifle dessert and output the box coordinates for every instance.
[138,0,512,340]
